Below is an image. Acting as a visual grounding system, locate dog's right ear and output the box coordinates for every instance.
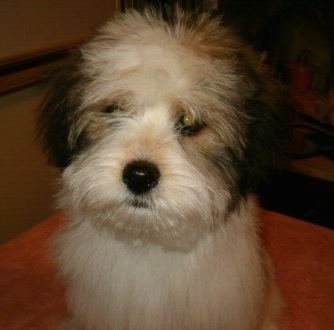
[37,62,87,169]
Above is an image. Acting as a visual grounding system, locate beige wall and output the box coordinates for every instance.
[0,0,117,61]
[0,1,118,244]
[0,85,59,244]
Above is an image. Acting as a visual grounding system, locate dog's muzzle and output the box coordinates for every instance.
[122,160,160,195]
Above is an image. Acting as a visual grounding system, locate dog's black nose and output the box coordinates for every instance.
[122,160,160,195]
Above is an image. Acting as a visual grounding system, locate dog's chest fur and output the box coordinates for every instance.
[54,202,266,330]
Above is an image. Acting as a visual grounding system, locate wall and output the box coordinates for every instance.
[0,0,117,244]
[0,0,117,61]
[0,85,59,244]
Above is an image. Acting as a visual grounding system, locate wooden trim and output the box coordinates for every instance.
[0,42,82,96]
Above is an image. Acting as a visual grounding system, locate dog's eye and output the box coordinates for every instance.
[181,113,195,127]
[103,105,121,114]
[177,113,204,136]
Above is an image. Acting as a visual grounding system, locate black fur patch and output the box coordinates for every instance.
[230,53,288,194]
[37,61,89,168]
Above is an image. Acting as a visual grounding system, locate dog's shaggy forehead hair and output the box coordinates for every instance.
[80,9,241,107]
[88,9,236,61]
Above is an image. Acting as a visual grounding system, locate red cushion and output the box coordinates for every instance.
[0,210,333,329]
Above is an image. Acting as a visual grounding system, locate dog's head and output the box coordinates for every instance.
[38,9,286,249]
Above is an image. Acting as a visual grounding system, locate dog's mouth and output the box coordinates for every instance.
[129,199,150,208]
[126,194,155,209]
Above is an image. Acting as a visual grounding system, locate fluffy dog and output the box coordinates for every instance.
[39,8,285,330]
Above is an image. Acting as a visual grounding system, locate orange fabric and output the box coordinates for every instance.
[261,210,334,330]
[0,213,66,329]
[0,211,333,329]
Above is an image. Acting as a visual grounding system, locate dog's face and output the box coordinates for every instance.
[39,10,285,250]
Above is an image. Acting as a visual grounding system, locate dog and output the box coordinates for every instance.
[38,8,285,330]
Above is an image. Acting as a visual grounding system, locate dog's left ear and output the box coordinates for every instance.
[37,61,87,169]
[237,59,289,194]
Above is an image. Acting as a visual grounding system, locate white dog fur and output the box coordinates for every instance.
[39,8,285,330]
